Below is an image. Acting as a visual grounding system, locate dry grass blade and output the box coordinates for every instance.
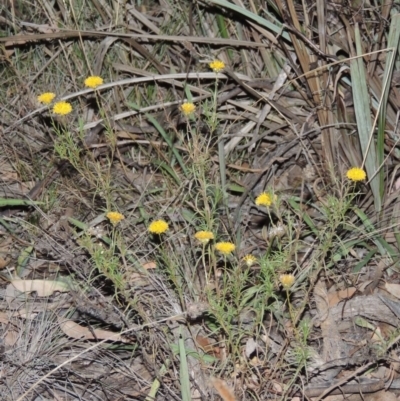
[276,0,337,169]
[14,314,184,401]
[0,29,273,47]
[2,0,400,400]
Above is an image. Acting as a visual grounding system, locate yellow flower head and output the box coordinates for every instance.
[84,76,104,89]
[209,59,225,73]
[180,102,196,116]
[280,274,295,289]
[243,254,257,267]
[255,192,273,207]
[194,231,214,244]
[346,167,366,182]
[106,211,125,226]
[53,101,72,116]
[215,242,236,255]
[148,220,169,234]
[37,92,56,104]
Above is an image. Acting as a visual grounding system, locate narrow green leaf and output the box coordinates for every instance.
[352,249,376,273]
[128,102,188,176]
[227,183,246,193]
[0,198,43,207]
[351,24,381,211]
[377,14,400,199]
[354,207,396,257]
[288,198,319,236]
[179,332,191,401]
[145,363,168,401]
[207,0,291,41]
[152,160,181,185]
[16,246,33,277]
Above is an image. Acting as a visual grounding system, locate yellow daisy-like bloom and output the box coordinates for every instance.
[180,102,196,116]
[106,211,125,226]
[53,101,72,116]
[280,274,295,289]
[37,92,56,104]
[209,59,225,72]
[194,231,214,244]
[148,220,169,234]
[243,254,257,267]
[255,192,273,207]
[84,76,104,89]
[346,167,366,182]
[215,242,236,255]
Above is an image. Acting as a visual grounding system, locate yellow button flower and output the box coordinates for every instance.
[215,242,235,255]
[346,167,366,182]
[53,101,72,116]
[37,92,56,104]
[194,231,214,244]
[180,102,196,116]
[106,211,125,226]
[280,274,295,289]
[148,220,169,234]
[84,76,104,89]
[243,254,257,267]
[209,59,225,72]
[255,192,273,207]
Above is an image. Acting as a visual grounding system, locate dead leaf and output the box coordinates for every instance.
[0,236,13,268]
[272,381,283,393]
[196,334,221,359]
[211,378,236,401]
[0,257,10,269]
[245,337,257,358]
[15,309,39,319]
[385,282,400,299]
[142,261,156,269]
[0,312,10,324]
[58,318,132,343]
[10,279,70,296]
[4,330,18,346]
[328,287,357,307]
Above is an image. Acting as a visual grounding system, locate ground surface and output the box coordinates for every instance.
[1,1,400,400]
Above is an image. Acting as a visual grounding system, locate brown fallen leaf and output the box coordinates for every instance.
[196,334,221,359]
[211,378,236,401]
[142,261,157,269]
[328,287,357,307]
[0,312,9,324]
[58,317,133,343]
[4,330,18,347]
[0,257,10,270]
[385,282,400,299]
[10,279,70,296]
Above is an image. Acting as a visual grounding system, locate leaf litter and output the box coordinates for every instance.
[1,0,400,400]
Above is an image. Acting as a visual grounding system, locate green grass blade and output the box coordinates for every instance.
[152,160,181,185]
[377,14,400,198]
[0,198,43,207]
[352,249,376,273]
[128,102,188,177]
[288,198,319,236]
[179,332,191,401]
[206,0,291,41]
[145,363,168,401]
[354,207,397,257]
[351,24,381,211]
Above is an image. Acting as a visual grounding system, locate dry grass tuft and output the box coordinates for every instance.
[1,0,400,400]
